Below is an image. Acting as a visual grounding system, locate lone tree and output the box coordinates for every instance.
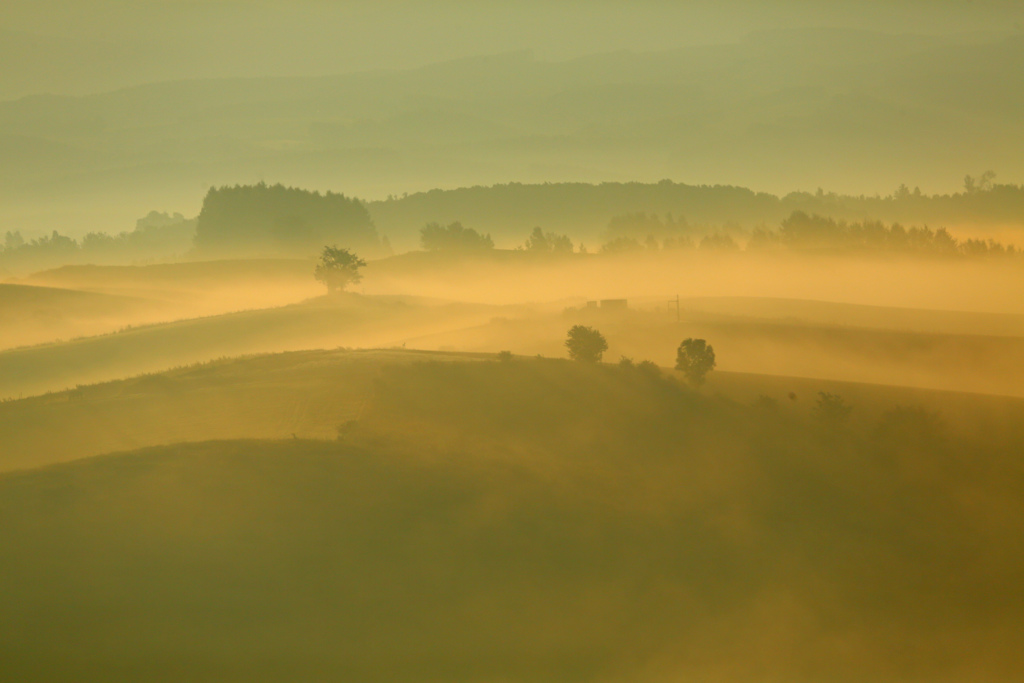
[314,245,366,293]
[565,325,608,363]
[675,338,716,386]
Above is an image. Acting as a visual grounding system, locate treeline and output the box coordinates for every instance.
[749,212,1019,257]
[0,212,196,274]
[416,211,1020,260]
[194,183,380,257]
[596,211,1020,258]
[367,177,1024,247]
[419,222,575,254]
[0,184,384,275]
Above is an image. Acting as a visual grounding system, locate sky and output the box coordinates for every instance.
[2,0,1021,99]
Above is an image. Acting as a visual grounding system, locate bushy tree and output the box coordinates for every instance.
[314,245,366,293]
[565,325,608,363]
[675,338,716,386]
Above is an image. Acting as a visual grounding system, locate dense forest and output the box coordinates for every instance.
[193,183,380,257]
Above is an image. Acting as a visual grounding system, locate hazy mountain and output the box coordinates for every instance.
[2,27,1023,237]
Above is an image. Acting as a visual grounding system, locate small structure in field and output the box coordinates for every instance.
[600,299,628,310]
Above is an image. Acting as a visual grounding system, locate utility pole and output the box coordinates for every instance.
[668,294,680,323]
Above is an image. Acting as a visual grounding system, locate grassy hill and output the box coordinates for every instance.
[0,295,507,398]
[6,273,1024,401]
[3,344,1024,473]
[1,356,1022,681]
[0,282,166,350]
[24,258,320,307]
[0,259,323,348]
[0,348,445,472]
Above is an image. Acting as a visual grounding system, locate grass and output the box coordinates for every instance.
[1,356,1022,681]
[0,294,506,399]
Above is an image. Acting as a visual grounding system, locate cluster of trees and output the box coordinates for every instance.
[194,183,380,257]
[521,227,573,254]
[419,222,577,254]
[749,211,1020,256]
[558,326,867,425]
[368,177,1024,247]
[0,212,196,273]
[420,222,494,251]
[563,325,717,386]
[593,211,1020,259]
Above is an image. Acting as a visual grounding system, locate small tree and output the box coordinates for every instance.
[314,245,366,293]
[675,338,716,386]
[565,325,608,363]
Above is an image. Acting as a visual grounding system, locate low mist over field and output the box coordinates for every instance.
[2,2,1024,681]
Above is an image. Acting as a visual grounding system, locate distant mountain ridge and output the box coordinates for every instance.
[2,30,1022,236]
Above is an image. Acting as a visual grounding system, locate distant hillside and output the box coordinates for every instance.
[2,30,1023,237]
[0,283,163,350]
[0,295,504,398]
[6,264,1024,400]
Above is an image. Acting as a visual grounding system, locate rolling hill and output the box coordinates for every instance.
[1,355,1022,681]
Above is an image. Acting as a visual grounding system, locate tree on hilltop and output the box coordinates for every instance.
[315,246,366,293]
[675,338,716,386]
[565,325,608,363]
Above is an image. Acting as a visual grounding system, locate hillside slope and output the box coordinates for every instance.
[2,358,1023,681]
[0,282,165,350]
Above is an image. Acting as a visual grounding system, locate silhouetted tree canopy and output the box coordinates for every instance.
[768,211,981,255]
[314,246,366,293]
[676,338,716,386]
[523,227,573,253]
[370,179,1024,247]
[565,325,608,363]
[420,222,494,251]
[194,183,378,256]
[0,214,197,273]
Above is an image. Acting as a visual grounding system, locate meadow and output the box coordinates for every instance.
[2,354,1023,681]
